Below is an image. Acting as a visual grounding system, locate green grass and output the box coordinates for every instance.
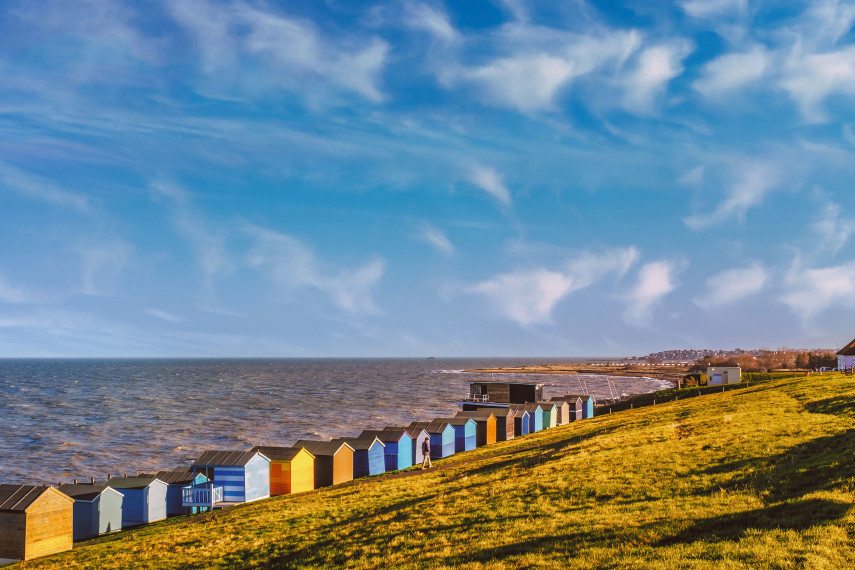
[16,373,855,569]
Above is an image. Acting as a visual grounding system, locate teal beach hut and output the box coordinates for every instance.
[408,420,455,458]
[388,426,428,465]
[536,402,558,429]
[337,436,386,477]
[436,417,477,452]
[58,483,123,540]
[360,429,413,471]
[105,476,168,527]
[149,469,208,515]
[188,450,270,507]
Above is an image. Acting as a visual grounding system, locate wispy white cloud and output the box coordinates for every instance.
[75,243,131,296]
[145,309,184,323]
[624,261,680,324]
[0,275,27,303]
[470,247,639,326]
[413,222,454,255]
[693,48,769,96]
[0,162,90,212]
[151,181,231,287]
[780,260,855,318]
[684,161,779,230]
[168,0,389,103]
[680,0,747,19]
[403,1,459,44]
[694,263,767,309]
[622,41,693,113]
[470,269,576,326]
[246,225,385,314]
[780,46,855,122]
[814,201,855,254]
[468,164,512,207]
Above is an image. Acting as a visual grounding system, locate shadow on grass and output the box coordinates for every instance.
[805,395,855,419]
[697,429,855,502]
[657,498,851,545]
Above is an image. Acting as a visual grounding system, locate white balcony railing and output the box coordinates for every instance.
[182,484,223,508]
[462,394,489,402]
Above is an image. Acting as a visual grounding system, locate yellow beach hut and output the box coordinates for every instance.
[252,446,315,495]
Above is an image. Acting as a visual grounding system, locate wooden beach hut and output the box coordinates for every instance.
[455,411,497,446]
[0,485,73,561]
[252,446,315,496]
[435,417,477,452]
[407,421,456,459]
[359,429,413,471]
[57,483,123,540]
[552,396,584,421]
[523,403,544,432]
[105,476,168,527]
[294,440,354,488]
[489,407,515,441]
[560,395,595,419]
[508,404,530,436]
[387,426,428,466]
[336,437,386,478]
[549,399,571,425]
[143,469,208,516]
[188,450,270,507]
[536,402,558,429]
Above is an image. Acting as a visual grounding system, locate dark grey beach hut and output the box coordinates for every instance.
[552,396,584,421]
[57,482,123,540]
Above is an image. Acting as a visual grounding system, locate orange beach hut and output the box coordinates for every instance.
[252,446,315,495]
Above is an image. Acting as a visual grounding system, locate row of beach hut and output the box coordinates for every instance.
[0,383,594,561]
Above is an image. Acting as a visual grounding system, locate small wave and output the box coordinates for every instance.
[432,369,465,374]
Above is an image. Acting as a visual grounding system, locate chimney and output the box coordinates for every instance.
[107,473,111,480]
[91,477,95,484]
[73,479,78,484]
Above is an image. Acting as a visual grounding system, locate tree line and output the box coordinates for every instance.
[688,350,838,373]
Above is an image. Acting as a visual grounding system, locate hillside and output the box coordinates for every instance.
[15,373,855,569]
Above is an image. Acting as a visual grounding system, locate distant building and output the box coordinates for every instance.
[707,366,741,385]
[460,381,543,406]
[837,338,855,371]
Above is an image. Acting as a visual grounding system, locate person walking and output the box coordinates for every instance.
[422,437,432,469]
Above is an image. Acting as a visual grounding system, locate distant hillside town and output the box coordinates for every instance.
[628,348,837,366]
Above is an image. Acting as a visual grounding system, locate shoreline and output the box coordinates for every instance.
[464,362,687,386]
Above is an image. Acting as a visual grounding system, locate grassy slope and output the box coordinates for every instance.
[17,374,855,569]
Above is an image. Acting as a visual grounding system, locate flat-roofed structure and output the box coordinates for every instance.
[460,381,544,407]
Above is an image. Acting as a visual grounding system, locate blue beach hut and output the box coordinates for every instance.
[508,404,530,436]
[148,469,208,515]
[408,421,455,459]
[388,426,428,466]
[105,476,168,527]
[436,417,477,452]
[58,482,123,540]
[360,429,413,471]
[336,437,386,478]
[524,404,544,432]
[188,450,270,507]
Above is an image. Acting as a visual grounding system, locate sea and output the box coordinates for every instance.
[0,358,672,486]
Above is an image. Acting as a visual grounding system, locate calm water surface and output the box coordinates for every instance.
[0,358,670,485]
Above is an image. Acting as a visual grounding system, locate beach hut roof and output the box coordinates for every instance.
[535,401,557,410]
[551,395,582,403]
[193,450,267,467]
[507,404,529,417]
[435,417,475,427]
[423,420,453,433]
[0,484,62,512]
[106,476,161,490]
[468,380,544,387]
[294,439,355,456]
[152,470,197,485]
[838,337,855,355]
[56,483,113,501]
[562,394,593,401]
[252,446,315,462]
[336,436,385,451]
[359,429,409,443]
[457,410,497,419]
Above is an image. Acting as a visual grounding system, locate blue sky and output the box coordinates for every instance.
[2,0,855,357]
